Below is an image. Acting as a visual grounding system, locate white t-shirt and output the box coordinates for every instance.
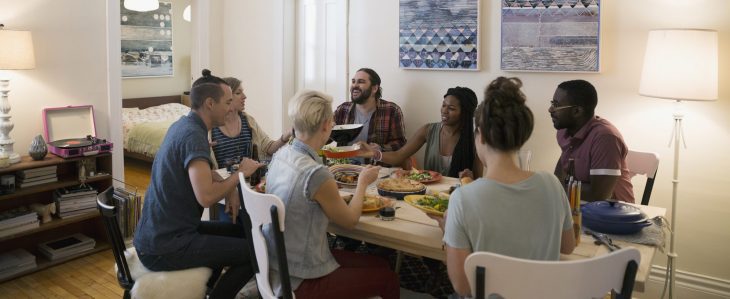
[444,171,572,261]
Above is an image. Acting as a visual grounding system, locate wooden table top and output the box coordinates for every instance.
[328,169,666,292]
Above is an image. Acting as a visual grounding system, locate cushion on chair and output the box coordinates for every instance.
[118,248,212,299]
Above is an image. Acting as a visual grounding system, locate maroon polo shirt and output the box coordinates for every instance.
[556,116,634,203]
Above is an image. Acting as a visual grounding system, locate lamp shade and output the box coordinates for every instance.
[0,29,36,70]
[124,0,160,12]
[639,29,718,101]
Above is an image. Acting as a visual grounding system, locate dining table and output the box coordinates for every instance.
[327,168,667,292]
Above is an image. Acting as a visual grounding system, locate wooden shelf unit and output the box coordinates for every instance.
[0,153,113,283]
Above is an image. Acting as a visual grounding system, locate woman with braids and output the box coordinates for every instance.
[430,77,575,298]
[357,86,482,178]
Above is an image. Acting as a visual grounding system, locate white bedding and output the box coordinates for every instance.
[122,103,190,153]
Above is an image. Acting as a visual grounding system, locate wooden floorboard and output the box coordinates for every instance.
[0,159,152,298]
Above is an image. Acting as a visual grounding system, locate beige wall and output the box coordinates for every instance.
[214,0,292,140]
[0,0,110,157]
[348,0,730,281]
[121,0,192,99]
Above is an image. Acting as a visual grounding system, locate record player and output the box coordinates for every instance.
[42,105,113,158]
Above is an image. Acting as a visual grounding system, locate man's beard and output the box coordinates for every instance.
[351,87,372,105]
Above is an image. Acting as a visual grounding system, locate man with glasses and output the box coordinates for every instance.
[549,79,634,203]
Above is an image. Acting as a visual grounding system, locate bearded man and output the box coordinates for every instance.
[333,68,407,162]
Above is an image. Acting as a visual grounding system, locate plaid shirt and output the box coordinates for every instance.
[334,99,407,152]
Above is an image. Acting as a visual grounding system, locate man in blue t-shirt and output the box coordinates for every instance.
[134,69,264,298]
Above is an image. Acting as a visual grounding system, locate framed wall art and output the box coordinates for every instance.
[501,0,601,72]
[121,2,174,78]
[399,0,480,71]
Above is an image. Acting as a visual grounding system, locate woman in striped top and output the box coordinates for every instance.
[211,77,292,222]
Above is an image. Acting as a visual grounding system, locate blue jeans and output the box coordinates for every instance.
[138,219,252,299]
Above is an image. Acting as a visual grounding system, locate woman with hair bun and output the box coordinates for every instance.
[431,77,576,297]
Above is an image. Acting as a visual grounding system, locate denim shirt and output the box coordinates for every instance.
[264,139,338,282]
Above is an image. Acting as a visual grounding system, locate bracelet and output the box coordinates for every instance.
[374,149,383,161]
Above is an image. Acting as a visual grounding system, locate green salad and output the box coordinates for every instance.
[407,171,433,181]
[415,194,449,212]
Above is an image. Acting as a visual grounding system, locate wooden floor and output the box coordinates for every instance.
[0,158,153,298]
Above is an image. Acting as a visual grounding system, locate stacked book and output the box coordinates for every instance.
[17,165,58,189]
[54,185,98,218]
[0,206,40,238]
[113,187,142,239]
[0,249,37,280]
[38,233,95,260]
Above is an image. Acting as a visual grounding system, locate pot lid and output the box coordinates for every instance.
[581,201,648,223]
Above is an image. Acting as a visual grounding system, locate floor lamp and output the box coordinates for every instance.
[639,29,718,299]
[0,24,36,164]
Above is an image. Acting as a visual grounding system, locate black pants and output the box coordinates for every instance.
[138,217,252,299]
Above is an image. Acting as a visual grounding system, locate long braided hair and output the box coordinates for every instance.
[475,77,534,152]
[445,86,478,177]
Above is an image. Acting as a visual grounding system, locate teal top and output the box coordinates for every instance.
[444,171,573,261]
[423,123,450,175]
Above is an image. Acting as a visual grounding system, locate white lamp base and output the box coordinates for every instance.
[0,78,20,164]
[7,152,20,164]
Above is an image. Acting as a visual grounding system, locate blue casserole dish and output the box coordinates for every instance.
[581,201,651,235]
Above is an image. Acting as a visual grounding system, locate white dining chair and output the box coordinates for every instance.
[238,172,294,299]
[626,150,660,205]
[464,248,641,299]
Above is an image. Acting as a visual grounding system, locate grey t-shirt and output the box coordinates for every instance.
[444,171,572,261]
[349,108,373,146]
[134,111,213,255]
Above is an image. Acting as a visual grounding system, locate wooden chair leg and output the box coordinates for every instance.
[395,251,404,273]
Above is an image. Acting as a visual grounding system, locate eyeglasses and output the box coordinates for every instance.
[549,101,577,111]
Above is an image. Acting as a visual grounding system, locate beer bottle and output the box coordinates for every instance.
[565,158,575,186]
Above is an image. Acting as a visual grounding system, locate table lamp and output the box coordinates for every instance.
[639,29,718,299]
[0,24,36,164]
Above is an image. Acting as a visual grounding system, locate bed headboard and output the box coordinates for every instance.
[122,94,190,109]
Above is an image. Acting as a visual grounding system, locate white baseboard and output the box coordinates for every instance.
[648,265,730,298]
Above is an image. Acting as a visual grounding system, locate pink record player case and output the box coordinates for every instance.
[42,105,113,158]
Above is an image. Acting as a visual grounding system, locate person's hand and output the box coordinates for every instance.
[209,140,218,147]
[354,141,376,158]
[280,129,293,143]
[238,158,264,177]
[225,191,240,224]
[458,169,474,179]
[357,165,381,188]
[427,209,448,232]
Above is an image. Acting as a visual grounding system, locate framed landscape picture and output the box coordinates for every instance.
[501,0,601,72]
[399,0,480,71]
[120,2,174,78]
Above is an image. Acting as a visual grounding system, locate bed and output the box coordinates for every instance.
[122,95,190,162]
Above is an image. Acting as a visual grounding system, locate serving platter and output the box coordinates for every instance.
[404,194,449,216]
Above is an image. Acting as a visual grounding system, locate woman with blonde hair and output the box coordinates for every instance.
[264,90,399,299]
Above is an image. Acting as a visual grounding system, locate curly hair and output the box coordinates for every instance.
[475,77,534,152]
